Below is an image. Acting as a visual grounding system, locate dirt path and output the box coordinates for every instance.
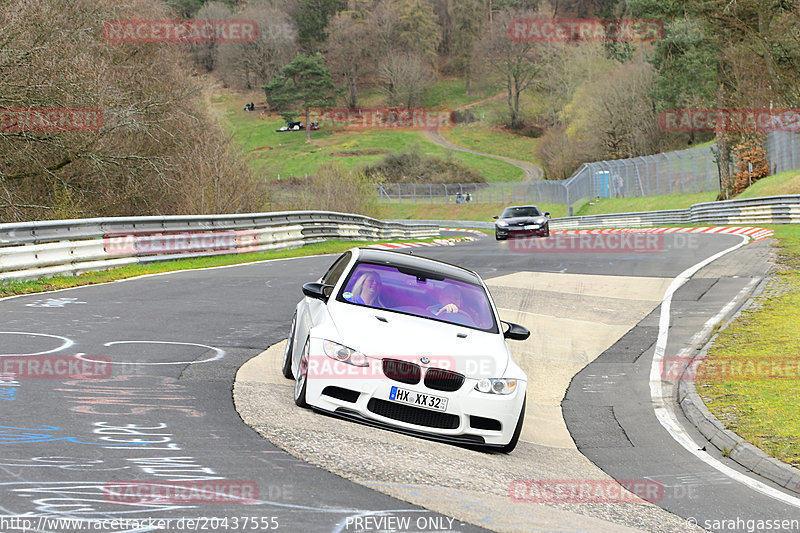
[423,129,544,181]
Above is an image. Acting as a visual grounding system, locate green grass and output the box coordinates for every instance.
[575,192,719,216]
[736,169,800,198]
[378,202,567,221]
[213,90,523,182]
[422,79,489,109]
[443,124,542,166]
[697,224,800,467]
[0,237,457,298]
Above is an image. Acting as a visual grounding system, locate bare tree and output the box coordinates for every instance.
[325,11,376,108]
[379,52,435,109]
[0,0,264,222]
[474,9,546,128]
[564,61,661,161]
[190,1,232,72]
[217,1,298,90]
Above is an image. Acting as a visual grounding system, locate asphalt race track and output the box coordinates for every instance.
[1,231,798,533]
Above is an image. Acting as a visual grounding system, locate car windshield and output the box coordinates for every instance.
[501,206,542,218]
[337,262,498,333]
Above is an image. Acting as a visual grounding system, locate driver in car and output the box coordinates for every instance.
[429,285,464,317]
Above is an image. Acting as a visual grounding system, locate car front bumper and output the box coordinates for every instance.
[304,358,527,447]
[496,225,549,238]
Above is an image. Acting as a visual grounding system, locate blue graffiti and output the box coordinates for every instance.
[0,425,143,446]
[0,387,15,401]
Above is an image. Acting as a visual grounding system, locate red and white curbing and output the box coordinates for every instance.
[441,228,487,236]
[367,236,477,250]
[553,226,774,242]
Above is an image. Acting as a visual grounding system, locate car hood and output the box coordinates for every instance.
[327,303,509,378]
[498,216,547,225]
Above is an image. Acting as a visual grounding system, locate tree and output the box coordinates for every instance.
[217,1,298,90]
[0,0,263,222]
[474,9,545,128]
[291,0,346,50]
[325,11,375,108]
[263,54,339,142]
[191,1,232,72]
[379,52,435,108]
[564,61,662,161]
[448,0,484,94]
[395,0,442,62]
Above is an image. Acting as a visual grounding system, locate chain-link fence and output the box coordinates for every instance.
[376,181,566,205]
[376,131,800,213]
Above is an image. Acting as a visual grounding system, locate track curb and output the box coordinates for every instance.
[676,269,800,495]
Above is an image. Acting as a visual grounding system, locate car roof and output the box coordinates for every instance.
[354,247,482,285]
[503,205,540,210]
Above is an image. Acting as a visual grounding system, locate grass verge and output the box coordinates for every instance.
[0,238,453,299]
[212,89,524,182]
[736,169,800,198]
[696,224,800,467]
[443,124,542,167]
[378,201,567,221]
[576,192,718,216]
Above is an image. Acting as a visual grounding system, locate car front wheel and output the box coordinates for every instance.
[495,232,507,241]
[499,397,525,453]
[281,313,296,379]
[294,338,310,408]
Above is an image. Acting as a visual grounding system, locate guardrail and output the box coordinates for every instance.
[414,195,800,232]
[0,211,439,281]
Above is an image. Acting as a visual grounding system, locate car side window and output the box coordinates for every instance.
[321,251,352,286]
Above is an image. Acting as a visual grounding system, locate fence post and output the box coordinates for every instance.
[565,184,571,216]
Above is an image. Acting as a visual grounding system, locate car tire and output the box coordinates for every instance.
[543,226,550,237]
[495,233,507,241]
[499,397,525,453]
[294,338,310,408]
[281,313,296,379]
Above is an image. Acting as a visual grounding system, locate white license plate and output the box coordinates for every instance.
[389,386,448,412]
[524,225,539,230]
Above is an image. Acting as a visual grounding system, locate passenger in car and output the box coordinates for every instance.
[349,271,385,307]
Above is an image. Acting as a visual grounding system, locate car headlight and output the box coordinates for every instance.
[497,220,508,227]
[475,378,517,395]
[323,340,369,367]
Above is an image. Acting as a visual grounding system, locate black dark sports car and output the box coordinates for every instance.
[493,205,551,240]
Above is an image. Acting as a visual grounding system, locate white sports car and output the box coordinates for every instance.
[282,247,530,452]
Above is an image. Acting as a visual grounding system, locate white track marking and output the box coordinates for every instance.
[0,332,74,357]
[649,235,800,508]
[77,341,224,366]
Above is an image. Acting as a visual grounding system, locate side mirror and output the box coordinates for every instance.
[302,282,332,302]
[502,321,530,341]
[544,212,551,218]
[492,215,499,219]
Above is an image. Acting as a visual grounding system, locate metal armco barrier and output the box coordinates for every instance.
[550,195,800,230]
[406,195,800,232]
[0,211,438,281]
